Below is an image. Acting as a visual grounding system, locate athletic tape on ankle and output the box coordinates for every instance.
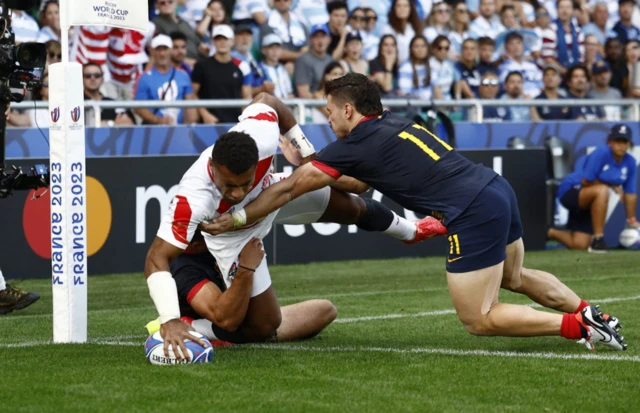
[284,124,315,157]
[147,271,181,324]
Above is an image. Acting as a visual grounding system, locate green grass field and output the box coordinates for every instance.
[1,250,639,412]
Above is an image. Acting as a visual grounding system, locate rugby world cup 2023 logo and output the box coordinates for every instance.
[70,106,83,130]
[51,107,60,123]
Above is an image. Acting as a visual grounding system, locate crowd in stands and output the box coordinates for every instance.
[7,0,640,126]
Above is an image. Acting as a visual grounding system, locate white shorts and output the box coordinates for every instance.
[203,173,331,297]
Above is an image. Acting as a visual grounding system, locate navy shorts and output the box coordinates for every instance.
[170,252,227,319]
[445,175,524,273]
[559,186,593,235]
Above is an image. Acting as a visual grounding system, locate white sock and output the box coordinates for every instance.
[383,212,417,241]
[0,269,6,292]
[192,319,219,340]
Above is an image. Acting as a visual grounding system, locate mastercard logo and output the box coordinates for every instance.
[23,176,113,259]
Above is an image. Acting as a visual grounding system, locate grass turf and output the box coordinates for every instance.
[1,250,639,412]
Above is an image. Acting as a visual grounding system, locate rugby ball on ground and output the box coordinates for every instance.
[145,331,213,365]
[619,228,640,249]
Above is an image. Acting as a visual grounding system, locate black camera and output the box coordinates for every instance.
[0,0,49,198]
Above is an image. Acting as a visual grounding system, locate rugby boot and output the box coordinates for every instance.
[588,236,608,253]
[0,284,40,315]
[404,216,448,245]
[576,306,627,351]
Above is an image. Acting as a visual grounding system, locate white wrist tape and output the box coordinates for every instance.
[147,271,181,324]
[232,209,247,229]
[284,124,316,157]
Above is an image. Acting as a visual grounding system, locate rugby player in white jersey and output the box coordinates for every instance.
[144,93,446,360]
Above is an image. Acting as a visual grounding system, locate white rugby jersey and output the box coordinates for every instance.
[157,103,280,252]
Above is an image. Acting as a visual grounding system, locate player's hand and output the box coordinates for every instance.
[200,214,235,235]
[613,186,624,202]
[278,135,304,166]
[114,112,134,126]
[159,318,208,362]
[262,81,275,95]
[239,238,265,270]
[201,112,219,125]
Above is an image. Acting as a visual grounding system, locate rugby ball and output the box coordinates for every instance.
[619,228,640,249]
[144,331,213,365]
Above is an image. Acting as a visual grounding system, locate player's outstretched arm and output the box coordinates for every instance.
[201,163,335,235]
[144,237,207,360]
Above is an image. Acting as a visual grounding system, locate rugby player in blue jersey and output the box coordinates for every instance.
[202,73,627,351]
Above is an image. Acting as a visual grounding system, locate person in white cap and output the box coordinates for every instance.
[191,25,252,124]
[134,34,197,125]
[258,34,294,99]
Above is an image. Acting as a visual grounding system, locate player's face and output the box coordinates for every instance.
[210,162,257,205]
[326,95,351,139]
[609,139,631,158]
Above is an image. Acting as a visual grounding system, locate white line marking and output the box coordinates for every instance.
[249,344,640,362]
[280,287,445,302]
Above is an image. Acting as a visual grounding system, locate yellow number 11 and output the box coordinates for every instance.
[398,124,452,161]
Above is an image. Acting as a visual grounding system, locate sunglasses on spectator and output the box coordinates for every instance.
[48,52,61,59]
[535,12,549,18]
[365,16,377,21]
[158,0,173,4]
[437,45,450,51]
[350,15,366,20]
[436,8,449,14]
[42,83,49,88]
[481,79,499,86]
[84,73,103,79]
[456,8,468,13]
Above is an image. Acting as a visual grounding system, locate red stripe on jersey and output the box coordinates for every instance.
[247,111,277,122]
[172,195,192,245]
[232,57,242,67]
[216,155,274,214]
[186,280,210,304]
[312,160,342,180]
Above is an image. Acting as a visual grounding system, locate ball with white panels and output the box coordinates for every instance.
[619,228,640,249]
[144,331,213,365]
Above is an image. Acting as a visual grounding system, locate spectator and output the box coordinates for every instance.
[398,35,442,100]
[259,34,294,98]
[192,25,252,123]
[382,0,422,63]
[232,25,269,96]
[294,24,333,98]
[532,6,551,66]
[311,61,346,122]
[424,2,451,44]
[196,0,229,39]
[45,40,62,70]
[430,35,456,100]
[179,0,210,29]
[339,32,369,74]
[565,64,605,121]
[469,0,505,40]
[500,71,539,121]
[292,0,330,28]
[448,1,472,61]
[363,7,379,35]
[83,63,135,127]
[369,34,400,95]
[477,36,498,74]
[541,0,585,75]
[621,39,640,97]
[508,0,536,27]
[583,35,604,77]
[535,66,571,120]
[231,0,268,26]
[170,31,194,76]
[498,31,543,98]
[454,38,482,99]
[581,2,616,45]
[10,8,39,44]
[327,1,349,60]
[348,0,388,35]
[134,35,197,125]
[348,8,379,61]
[37,0,60,43]
[153,0,205,59]
[606,37,626,92]
[261,0,309,65]
[588,61,623,121]
[500,4,520,30]
[613,0,640,45]
[477,71,510,122]
[549,124,638,251]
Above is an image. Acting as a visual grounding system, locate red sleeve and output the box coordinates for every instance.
[312,160,342,179]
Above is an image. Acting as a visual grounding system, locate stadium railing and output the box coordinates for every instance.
[11,98,640,125]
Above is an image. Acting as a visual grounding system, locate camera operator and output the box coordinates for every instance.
[0,103,40,314]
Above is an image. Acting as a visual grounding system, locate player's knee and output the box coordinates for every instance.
[246,312,282,340]
[318,300,338,324]
[594,184,609,200]
[571,237,591,250]
[459,314,492,336]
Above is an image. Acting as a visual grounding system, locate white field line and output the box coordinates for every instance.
[249,344,640,362]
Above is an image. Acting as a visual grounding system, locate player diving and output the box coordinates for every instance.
[202,73,627,352]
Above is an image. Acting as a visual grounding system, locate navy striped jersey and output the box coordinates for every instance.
[313,111,497,225]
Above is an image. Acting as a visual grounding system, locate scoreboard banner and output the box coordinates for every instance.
[1,150,546,279]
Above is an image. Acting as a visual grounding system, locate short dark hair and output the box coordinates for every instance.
[505,31,523,45]
[83,62,102,74]
[324,73,383,117]
[211,131,259,175]
[170,31,187,42]
[505,71,523,83]
[477,36,495,48]
[327,1,347,14]
[566,64,590,82]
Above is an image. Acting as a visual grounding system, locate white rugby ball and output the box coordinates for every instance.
[144,331,213,365]
[619,228,640,249]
